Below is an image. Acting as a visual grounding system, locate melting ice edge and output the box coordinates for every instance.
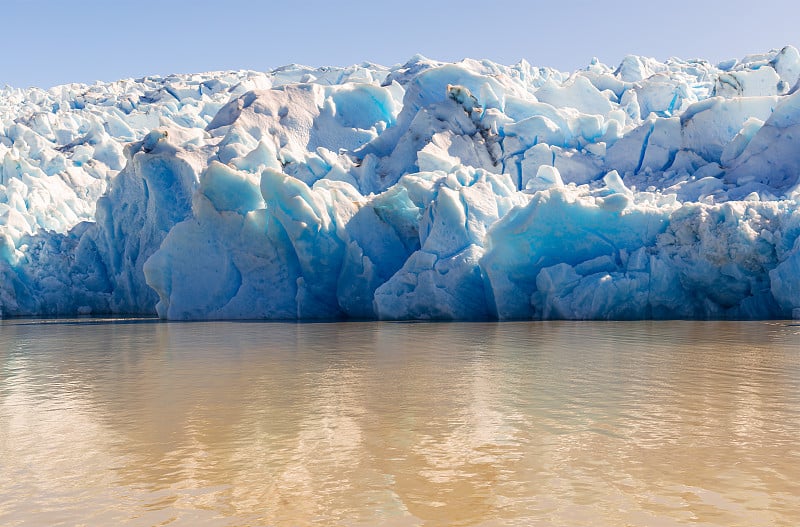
[3,48,800,320]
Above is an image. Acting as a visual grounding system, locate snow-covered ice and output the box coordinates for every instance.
[2,49,800,320]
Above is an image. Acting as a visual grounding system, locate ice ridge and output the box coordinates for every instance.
[2,50,800,320]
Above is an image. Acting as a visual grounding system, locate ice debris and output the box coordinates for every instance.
[2,49,800,320]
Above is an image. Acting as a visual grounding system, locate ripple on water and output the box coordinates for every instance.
[0,319,799,526]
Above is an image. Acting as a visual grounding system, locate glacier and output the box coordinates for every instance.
[2,48,800,320]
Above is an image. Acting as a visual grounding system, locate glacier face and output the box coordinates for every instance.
[2,49,800,320]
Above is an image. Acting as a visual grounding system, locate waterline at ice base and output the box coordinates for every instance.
[3,47,800,320]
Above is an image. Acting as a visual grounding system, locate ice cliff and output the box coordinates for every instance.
[2,48,800,320]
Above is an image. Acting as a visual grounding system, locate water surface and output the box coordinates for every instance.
[1,320,799,526]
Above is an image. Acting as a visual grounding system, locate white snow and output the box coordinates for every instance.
[2,48,800,319]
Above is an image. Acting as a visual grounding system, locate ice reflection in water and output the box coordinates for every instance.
[1,320,799,526]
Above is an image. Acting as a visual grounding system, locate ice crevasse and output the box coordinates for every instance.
[2,48,800,320]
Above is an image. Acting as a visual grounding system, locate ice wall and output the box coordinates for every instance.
[2,49,800,320]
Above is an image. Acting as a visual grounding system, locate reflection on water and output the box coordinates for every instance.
[1,320,799,526]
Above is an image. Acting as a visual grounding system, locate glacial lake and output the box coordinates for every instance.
[1,319,799,526]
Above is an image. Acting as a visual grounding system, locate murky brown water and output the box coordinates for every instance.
[1,319,799,526]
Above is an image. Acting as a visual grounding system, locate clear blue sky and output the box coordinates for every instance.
[2,0,799,88]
